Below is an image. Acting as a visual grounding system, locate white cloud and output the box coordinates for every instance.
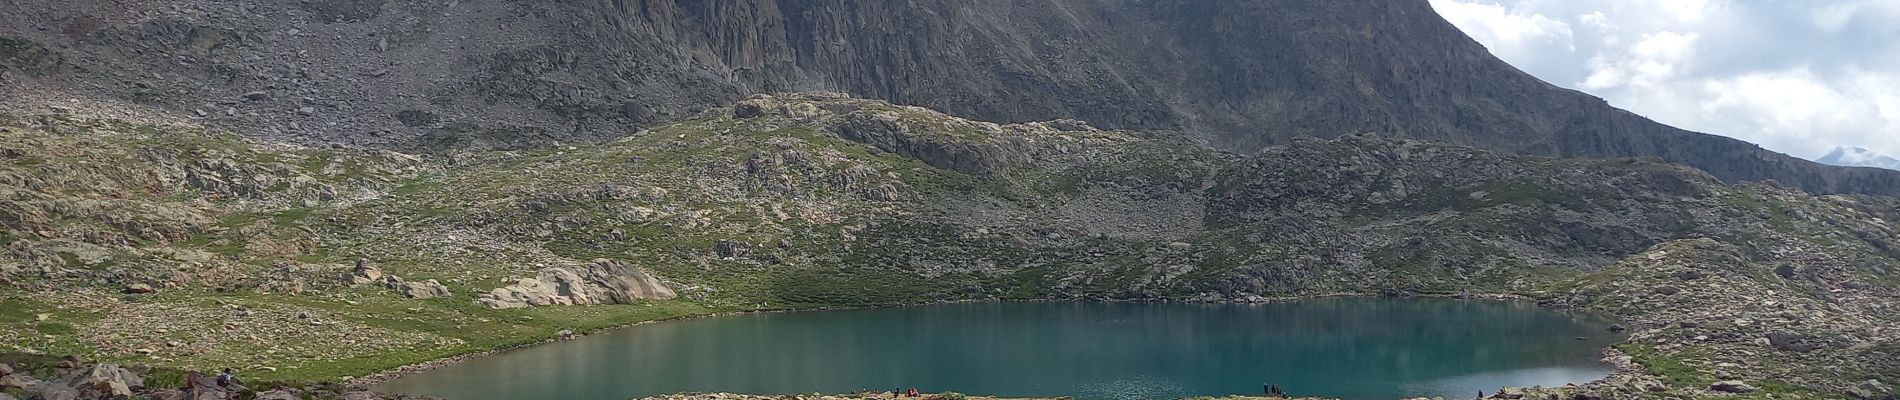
[1578,12,1610,30]
[1430,0,1900,160]
[1427,0,1574,64]
[1582,30,1699,90]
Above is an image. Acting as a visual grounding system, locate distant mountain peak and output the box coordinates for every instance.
[1816,146,1900,171]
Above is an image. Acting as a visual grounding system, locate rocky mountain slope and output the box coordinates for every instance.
[2,0,1897,197]
[2,93,1898,399]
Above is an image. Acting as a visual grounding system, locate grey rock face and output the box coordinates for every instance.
[66,363,141,399]
[1,0,1892,196]
[477,258,677,309]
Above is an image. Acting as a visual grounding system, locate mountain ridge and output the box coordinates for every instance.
[2,0,1897,196]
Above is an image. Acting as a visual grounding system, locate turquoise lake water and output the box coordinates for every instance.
[377,299,1621,400]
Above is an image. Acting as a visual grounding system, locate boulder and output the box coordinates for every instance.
[255,390,301,400]
[714,239,752,258]
[188,386,235,400]
[1710,380,1757,393]
[146,389,185,400]
[1653,285,1680,295]
[0,362,12,376]
[0,391,14,400]
[1849,379,1893,400]
[29,381,80,400]
[56,355,84,369]
[477,259,677,309]
[397,279,452,299]
[1774,264,1799,279]
[66,363,142,399]
[732,96,776,118]
[1766,331,1823,352]
[122,283,156,294]
[344,259,383,286]
[0,373,39,390]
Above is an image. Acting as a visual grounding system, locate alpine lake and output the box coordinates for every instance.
[377,298,1623,400]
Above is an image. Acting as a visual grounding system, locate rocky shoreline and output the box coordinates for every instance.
[345,307,781,389]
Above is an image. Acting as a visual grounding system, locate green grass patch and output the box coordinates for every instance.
[271,208,313,225]
[31,322,75,335]
[1618,342,1708,388]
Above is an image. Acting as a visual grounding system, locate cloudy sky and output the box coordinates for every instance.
[1427,0,1900,160]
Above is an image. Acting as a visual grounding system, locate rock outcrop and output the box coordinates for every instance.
[1710,380,1758,394]
[382,276,451,299]
[477,259,676,309]
[66,364,141,399]
[343,259,384,286]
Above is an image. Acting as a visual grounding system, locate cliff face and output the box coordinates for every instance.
[2,0,1895,195]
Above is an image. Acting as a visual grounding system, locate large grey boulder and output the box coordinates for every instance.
[478,258,676,309]
[254,390,301,400]
[145,389,185,400]
[121,283,156,294]
[396,279,452,299]
[1710,380,1757,394]
[0,373,39,390]
[713,239,752,258]
[27,381,80,400]
[343,259,383,285]
[66,363,142,399]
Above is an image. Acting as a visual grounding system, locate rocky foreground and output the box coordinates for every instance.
[2,93,1899,399]
[641,394,1338,400]
[0,355,431,400]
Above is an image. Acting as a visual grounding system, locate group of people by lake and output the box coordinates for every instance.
[861,387,924,398]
